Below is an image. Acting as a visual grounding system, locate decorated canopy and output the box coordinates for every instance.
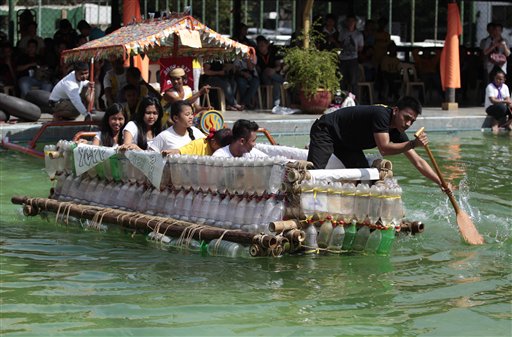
[62,15,256,63]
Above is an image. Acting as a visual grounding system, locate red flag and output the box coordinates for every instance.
[440,3,462,91]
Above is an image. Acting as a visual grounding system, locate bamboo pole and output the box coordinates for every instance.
[11,196,260,245]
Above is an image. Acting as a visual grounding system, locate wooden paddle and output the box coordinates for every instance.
[415,127,484,245]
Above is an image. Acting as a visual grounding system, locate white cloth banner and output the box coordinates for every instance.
[125,150,166,189]
[73,144,116,176]
[309,168,380,181]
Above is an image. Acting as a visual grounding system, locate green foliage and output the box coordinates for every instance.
[283,32,341,99]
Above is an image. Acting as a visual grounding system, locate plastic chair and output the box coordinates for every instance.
[202,87,226,112]
[357,64,374,104]
[399,63,425,103]
[148,64,161,93]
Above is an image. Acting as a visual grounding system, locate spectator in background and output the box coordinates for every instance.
[117,67,160,104]
[202,61,243,111]
[484,69,512,132]
[338,15,364,97]
[379,42,401,103]
[233,58,260,109]
[413,48,442,101]
[54,19,78,48]
[372,18,391,72]
[16,39,53,98]
[320,13,340,51]
[256,35,284,107]
[103,57,127,107]
[48,61,94,120]
[232,23,256,49]
[121,84,140,120]
[481,22,511,81]
[76,20,105,42]
[0,41,17,92]
[17,21,45,55]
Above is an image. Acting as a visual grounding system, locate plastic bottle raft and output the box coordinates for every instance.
[11,141,424,258]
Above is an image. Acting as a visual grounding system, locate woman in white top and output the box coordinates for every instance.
[150,100,205,153]
[485,69,512,132]
[92,103,127,147]
[121,96,163,150]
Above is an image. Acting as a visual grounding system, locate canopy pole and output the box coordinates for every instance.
[388,0,393,36]
[434,0,438,45]
[411,0,415,45]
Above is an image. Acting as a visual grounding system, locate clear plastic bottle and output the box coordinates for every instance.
[354,183,370,224]
[342,221,357,250]
[368,184,383,225]
[59,173,74,201]
[207,239,249,258]
[91,180,106,206]
[327,223,345,251]
[314,182,329,221]
[304,223,319,250]
[170,238,202,253]
[146,188,161,215]
[189,191,203,222]
[365,227,382,254]
[317,217,334,248]
[157,189,173,217]
[181,189,195,221]
[340,183,356,224]
[300,182,316,222]
[44,144,58,179]
[215,194,230,227]
[172,189,187,219]
[233,195,248,229]
[351,225,371,252]
[206,193,221,225]
[197,192,213,224]
[224,194,241,229]
[84,178,98,204]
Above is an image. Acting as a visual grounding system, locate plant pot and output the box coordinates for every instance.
[299,90,332,114]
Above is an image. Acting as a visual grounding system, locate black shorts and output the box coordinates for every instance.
[307,118,369,169]
[486,103,511,122]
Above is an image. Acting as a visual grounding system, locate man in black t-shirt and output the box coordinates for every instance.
[307,96,442,187]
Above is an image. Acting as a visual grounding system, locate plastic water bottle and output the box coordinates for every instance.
[340,183,356,224]
[197,192,213,224]
[368,184,383,225]
[44,144,58,179]
[172,189,187,218]
[207,239,249,258]
[354,183,370,224]
[206,193,221,225]
[181,190,195,221]
[334,89,343,105]
[233,195,248,229]
[214,194,229,227]
[243,196,258,227]
[189,192,203,222]
[343,222,358,250]
[327,223,345,251]
[376,226,396,255]
[365,228,382,254]
[301,182,316,221]
[317,217,334,248]
[224,194,240,228]
[351,225,371,252]
[304,223,319,250]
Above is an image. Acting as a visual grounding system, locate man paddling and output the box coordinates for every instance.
[307,96,443,188]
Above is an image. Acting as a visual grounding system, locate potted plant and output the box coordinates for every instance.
[283,32,341,113]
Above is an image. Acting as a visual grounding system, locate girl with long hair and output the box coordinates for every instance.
[150,100,205,152]
[121,96,163,150]
[92,103,127,147]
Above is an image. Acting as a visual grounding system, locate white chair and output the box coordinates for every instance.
[357,64,374,104]
[148,64,161,93]
[399,63,425,103]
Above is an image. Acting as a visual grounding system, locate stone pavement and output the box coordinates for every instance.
[0,105,492,143]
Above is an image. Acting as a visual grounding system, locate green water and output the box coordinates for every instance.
[1,131,511,337]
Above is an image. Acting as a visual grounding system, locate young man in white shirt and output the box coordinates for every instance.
[48,61,94,120]
[212,119,267,158]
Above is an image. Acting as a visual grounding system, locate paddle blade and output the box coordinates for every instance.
[456,211,484,245]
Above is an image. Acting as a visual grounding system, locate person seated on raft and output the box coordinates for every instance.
[150,100,205,152]
[212,119,268,158]
[119,96,163,151]
[92,103,127,147]
[484,69,512,132]
[162,128,232,156]
[161,67,212,126]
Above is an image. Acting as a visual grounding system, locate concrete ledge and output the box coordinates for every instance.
[1,106,490,143]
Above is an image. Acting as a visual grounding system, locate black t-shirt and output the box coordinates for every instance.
[319,105,409,150]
